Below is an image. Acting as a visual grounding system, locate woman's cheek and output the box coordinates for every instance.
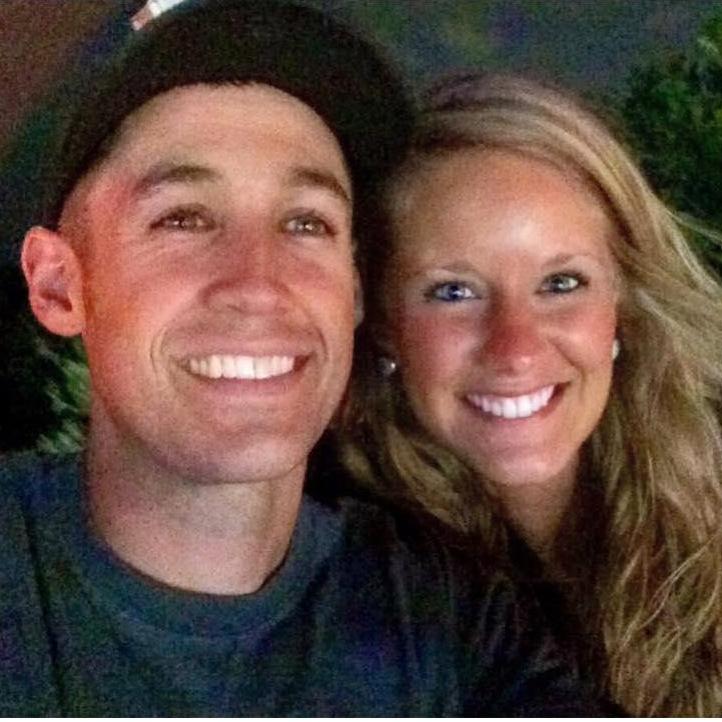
[553,302,617,370]
[396,307,478,387]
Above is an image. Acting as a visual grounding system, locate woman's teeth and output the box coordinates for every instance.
[188,355,295,380]
[467,385,555,419]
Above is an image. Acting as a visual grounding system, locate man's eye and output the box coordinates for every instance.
[152,209,214,232]
[426,282,476,302]
[540,273,584,294]
[284,215,332,237]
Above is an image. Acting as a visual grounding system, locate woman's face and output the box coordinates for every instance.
[385,149,619,492]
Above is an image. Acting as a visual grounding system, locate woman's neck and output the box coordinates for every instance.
[493,469,578,567]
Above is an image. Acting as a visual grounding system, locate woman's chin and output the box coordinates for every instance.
[473,452,580,495]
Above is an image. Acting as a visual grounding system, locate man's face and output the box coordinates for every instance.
[65,83,356,485]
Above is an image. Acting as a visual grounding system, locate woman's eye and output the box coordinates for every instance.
[284,214,332,237]
[540,273,584,294]
[152,209,214,233]
[427,282,476,302]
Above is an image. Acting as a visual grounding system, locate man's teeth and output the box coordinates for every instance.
[188,355,295,380]
[467,385,555,419]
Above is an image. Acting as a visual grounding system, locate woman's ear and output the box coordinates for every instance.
[21,226,85,337]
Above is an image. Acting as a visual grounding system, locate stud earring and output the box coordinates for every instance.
[378,356,398,377]
[612,338,620,361]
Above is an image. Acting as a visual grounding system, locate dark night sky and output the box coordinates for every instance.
[1,0,721,150]
[362,0,722,92]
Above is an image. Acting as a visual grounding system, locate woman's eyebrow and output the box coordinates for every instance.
[542,252,609,268]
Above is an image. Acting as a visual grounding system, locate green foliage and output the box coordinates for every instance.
[617,12,722,274]
[35,337,89,455]
[0,266,89,454]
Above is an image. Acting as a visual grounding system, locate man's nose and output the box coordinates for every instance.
[204,234,288,313]
[480,301,546,375]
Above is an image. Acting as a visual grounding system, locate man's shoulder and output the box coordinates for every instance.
[308,489,612,716]
[0,451,80,508]
[307,477,507,609]
[333,491,474,561]
[0,452,83,716]
[309,440,474,555]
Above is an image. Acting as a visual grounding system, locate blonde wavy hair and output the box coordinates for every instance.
[341,72,722,715]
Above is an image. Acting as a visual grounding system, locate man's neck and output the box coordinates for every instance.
[85,428,305,596]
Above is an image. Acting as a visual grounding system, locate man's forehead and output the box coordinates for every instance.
[68,83,353,209]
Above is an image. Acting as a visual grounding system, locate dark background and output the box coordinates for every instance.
[1,0,720,151]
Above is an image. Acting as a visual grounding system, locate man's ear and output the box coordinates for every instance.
[21,226,85,337]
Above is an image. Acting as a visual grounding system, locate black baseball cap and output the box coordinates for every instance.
[8,0,414,236]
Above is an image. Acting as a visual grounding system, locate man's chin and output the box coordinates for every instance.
[152,436,314,488]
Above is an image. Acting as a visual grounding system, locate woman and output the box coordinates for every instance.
[342,73,722,715]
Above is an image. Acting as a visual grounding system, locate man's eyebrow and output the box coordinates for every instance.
[289,166,351,206]
[132,163,221,199]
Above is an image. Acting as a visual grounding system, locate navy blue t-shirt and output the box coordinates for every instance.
[0,453,604,716]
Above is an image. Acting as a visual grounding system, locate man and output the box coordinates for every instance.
[1,0,603,715]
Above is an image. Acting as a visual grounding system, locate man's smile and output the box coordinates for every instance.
[187,354,298,380]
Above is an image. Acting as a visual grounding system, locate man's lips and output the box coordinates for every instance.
[465,384,560,420]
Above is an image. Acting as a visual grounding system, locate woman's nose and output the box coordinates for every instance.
[481,301,546,375]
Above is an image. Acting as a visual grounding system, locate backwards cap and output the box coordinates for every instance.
[19,0,414,232]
